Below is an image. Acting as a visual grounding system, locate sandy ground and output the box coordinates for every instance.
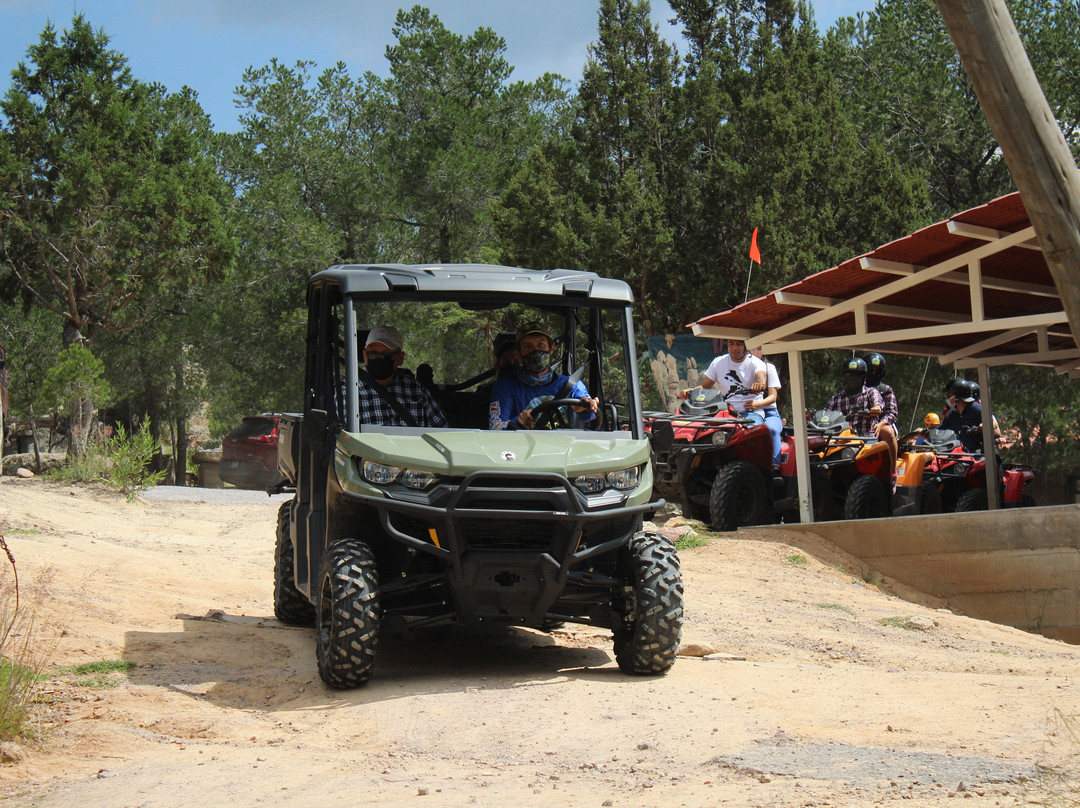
[0,478,1078,807]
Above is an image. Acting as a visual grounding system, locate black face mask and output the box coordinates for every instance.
[522,349,551,374]
[365,356,395,381]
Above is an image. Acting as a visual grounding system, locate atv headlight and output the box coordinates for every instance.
[711,431,729,447]
[840,446,858,462]
[400,469,440,490]
[951,461,972,475]
[361,459,402,485]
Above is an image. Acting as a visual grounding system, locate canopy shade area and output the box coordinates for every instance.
[687,189,1078,520]
[690,190,1077,375]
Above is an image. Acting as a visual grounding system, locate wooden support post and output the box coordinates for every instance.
[787,351,814,523]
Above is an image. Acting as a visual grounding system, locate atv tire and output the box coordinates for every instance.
[316,539,381,688]
[274,501,316,626]
[917,482,942,515]
[613,532,683,676]
[956,488,989,512]
[843,475,890,520]
[708,460,767,532]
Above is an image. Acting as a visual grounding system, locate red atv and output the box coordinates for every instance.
[646,388,826,531]
[914,422,1037,511]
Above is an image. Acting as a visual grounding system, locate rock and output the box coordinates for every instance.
[15,467,33,478]
[677,643,720,657]
[1,452,66,475]
[904,615,936,631]
[0,742,27,763]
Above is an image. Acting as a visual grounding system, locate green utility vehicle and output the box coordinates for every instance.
[275,264,683,688]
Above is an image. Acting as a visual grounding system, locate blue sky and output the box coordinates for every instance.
[0,0,875,133]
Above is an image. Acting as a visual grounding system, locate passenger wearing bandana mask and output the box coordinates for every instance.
[488,322,599,430]
[355,326,447,427]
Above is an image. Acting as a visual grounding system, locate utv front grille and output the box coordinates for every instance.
[459,518,555,551]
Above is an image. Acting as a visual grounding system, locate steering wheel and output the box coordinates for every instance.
[531,398,589,430]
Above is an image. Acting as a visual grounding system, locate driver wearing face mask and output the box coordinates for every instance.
[356,326,447,427]
[488,322,599,430]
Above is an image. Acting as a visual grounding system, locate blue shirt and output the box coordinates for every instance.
[489,370,594,430]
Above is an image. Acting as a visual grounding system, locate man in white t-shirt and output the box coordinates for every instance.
[678,338,767,415]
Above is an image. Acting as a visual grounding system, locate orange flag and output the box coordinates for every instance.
[749,227,761,264]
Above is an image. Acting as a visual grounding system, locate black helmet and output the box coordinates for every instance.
[944,377,966,396]
[863,352,886,385]
[842,357,867,376]
[952,378,976,403]
[970,381,981,401]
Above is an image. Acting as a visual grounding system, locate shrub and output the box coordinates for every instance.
[104,421,166,501]
[0,533,57,742]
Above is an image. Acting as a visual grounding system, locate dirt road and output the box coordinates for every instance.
[1,479,1077,807]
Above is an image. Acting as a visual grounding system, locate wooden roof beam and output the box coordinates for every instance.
[947,220,1042,250]
[861,254,1059,298]
[774,291,971,324]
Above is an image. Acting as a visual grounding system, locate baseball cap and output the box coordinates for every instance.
[516,320,551,345]
[365,326,403,353]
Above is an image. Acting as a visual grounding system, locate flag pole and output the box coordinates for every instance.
[744,259,754,303]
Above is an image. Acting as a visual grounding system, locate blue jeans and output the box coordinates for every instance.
[759,408,783,466]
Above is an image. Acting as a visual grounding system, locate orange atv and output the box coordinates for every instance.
[807,409,893,520]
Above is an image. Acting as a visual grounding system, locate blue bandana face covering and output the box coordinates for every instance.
[519,367,555,387]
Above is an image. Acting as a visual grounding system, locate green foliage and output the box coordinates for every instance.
[57,659,135,689]
[674,530,708,550]
[496,0,926,334]
[39,344,112,415]
[43,442,111,483]
[784,553,808,566]
[815,602,853,613]
[0,14,235,345]
[1034,708,1080,808]
[824,0,1080,218]
[104,420,167,501]
[0,536,56,742]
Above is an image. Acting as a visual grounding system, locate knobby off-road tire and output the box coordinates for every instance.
[613,532,684,676]
[956,488,989,512]
[708,460,767,532]
[316,539,381,689]
[274,501,316,626]
[917,481,942,515]
[843,475,890,520]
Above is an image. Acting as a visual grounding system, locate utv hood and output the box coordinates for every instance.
[336,429,650,477]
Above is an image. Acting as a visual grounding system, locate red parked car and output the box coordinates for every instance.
[219,414,285,490]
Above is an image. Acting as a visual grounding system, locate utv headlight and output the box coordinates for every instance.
[573,472,606,493]
[606,466,641,490]
[400,469,440,490]
[573,466,641,493]
[361,459,402,485]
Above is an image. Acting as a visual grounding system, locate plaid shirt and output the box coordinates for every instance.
[825,385,884,438]
[875,382,898,428]
[355,372,447,428]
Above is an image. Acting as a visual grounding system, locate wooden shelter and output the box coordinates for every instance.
[688,190,1077,520]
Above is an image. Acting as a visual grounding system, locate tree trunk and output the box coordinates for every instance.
[174,364,187,486]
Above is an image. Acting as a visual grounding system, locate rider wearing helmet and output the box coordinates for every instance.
[941,378,984,450]
[825,357,885,439]
[967,382,1005,444]
[862,352,898,471]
